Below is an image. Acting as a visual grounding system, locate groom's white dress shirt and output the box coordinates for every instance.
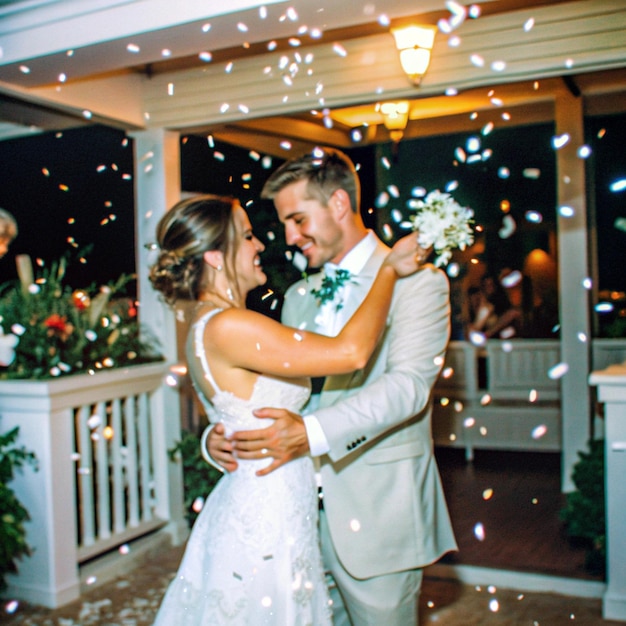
[303,231,378,457]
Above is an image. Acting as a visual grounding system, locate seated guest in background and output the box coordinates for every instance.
[0,208,18,260]
[466,273,521,339]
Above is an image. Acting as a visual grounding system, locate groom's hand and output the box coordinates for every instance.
[232,408,310,476]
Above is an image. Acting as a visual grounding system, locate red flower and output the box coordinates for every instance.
[44,314,74,340]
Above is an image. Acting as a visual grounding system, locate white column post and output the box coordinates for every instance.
[131,128,187,543]
[555,87,593,492]
[589,363,626,621]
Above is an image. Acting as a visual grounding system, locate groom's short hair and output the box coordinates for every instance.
[261,147,360,214]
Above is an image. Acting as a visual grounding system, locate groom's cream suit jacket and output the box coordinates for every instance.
[282,235,457,580]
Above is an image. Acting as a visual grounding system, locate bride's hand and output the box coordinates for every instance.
[384,232,432,277]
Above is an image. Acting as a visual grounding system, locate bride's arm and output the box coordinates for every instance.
[205,232,427,379]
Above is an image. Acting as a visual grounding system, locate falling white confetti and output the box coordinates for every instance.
[469,331,487,346]
[594,302,615,313]
[525,210,543,223]
[548,362,569,379]
[610,178,626,192]
[501,270,522,288]
[498,214,516,239]
[333,43,347,57]
[523,168,541,179]
[532,424,548,439]
[474,522,486,541]
[552,133,570,149]
[87,415,101,429]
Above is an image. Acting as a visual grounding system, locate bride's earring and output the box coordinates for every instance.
[216,264,222,271]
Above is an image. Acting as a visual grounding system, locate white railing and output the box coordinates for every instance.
[592,338,626,372]
[433,339,562,457]
[432,338,626,458]
[0,362,187,608]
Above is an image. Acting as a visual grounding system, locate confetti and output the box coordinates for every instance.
[610,178,626,192]
[474,522,486,541]
[333,43,347,57]
[4,600,19,614]
[552,133,570,149]
[548,362,569,379]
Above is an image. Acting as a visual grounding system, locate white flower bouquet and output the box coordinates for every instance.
[410,190,475,267]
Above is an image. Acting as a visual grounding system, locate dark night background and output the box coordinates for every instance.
[0,113,624,334]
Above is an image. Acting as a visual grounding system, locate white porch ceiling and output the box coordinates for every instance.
[0,0,625,151]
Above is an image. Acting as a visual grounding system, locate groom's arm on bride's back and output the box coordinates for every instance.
[231,268,450,473]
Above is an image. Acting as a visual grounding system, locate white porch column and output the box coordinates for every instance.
[589,363,626,621]
[131,128,187,543]
[555,87,593,492]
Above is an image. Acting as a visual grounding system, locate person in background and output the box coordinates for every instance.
[0,208,18,260]
[467,273,521,340]
[206,148,457,625]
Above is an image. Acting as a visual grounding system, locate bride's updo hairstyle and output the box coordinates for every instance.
[149,195,239,304]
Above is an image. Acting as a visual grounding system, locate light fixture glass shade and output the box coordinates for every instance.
[379,101,410,131]
[398,47,432,78]
[391,24,437,84]
[379,100,410,142]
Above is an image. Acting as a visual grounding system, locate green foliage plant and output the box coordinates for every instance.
[560,438,606,575]
[168,430,223,526]
[0,253,162,380]
[0,427,38,590]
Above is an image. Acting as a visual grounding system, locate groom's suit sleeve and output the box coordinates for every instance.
[314,265,450,463]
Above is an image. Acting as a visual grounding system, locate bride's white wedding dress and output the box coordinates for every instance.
[153,309,332,625]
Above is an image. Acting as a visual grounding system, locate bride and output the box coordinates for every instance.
[149,194,426,625]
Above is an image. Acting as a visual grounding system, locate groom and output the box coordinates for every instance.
[206,147,457,625]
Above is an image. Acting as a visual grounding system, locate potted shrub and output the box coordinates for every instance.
[0,426,37,590]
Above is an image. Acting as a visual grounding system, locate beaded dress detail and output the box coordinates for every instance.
[153,309,332,625]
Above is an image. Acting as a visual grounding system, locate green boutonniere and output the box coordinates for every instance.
[310,268,352,311]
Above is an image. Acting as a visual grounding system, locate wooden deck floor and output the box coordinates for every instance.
[435,447,603,581]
